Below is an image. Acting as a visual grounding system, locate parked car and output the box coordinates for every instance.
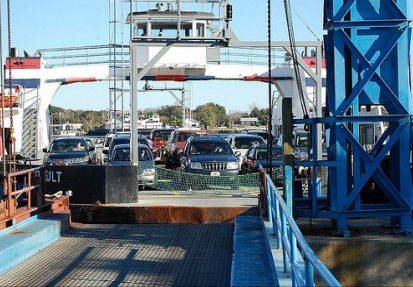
[276,130,326,160]
[101,132,128,164]
[180,136,240,176]
[242,129,269,141]
[164,128,207,169]
[207,133,232,140]
[43,137,96,165]
[150,128,175,161]
[109,143,156,187]
[138,128,153,139]
[227,134,266,164]
[103,134,152,161]
[85,138,98,163]
[241,144,283,174]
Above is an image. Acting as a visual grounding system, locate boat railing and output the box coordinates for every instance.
[259,166,341,287]
[4,167,43,218]
[34,44,129,68]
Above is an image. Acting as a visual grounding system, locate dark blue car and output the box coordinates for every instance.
[179,136,240,176]
[241,144,283,174]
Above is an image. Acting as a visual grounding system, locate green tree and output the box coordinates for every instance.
[157,105,183,127]
[249,106,269,126]
[194,103,226,129]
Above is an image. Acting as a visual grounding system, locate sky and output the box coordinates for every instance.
[1,1,411,112]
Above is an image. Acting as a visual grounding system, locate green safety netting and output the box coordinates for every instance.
[153,167,282,194]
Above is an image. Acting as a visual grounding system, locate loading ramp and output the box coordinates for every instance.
[1,224,234,287]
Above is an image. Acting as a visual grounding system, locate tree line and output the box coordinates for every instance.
[49,103,269,131]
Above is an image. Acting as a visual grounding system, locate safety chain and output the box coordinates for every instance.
[267,0,273,180]
[7,0,16,172]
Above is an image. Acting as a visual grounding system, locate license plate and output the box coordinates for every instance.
[210,172,220,176]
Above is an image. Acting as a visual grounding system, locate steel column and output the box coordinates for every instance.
[320,0,413,235]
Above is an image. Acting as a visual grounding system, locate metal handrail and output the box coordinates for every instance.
[5,167,43,217]
[260,167,341,287]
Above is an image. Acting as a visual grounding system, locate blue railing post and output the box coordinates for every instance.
[267,179,272,226]
[271,188,276,234]
[285,166,293,215]
[289,227,297,287]
[263,173,341,287]
[275,199,281,249]
[281,211,288,273]
[305,258,315,287]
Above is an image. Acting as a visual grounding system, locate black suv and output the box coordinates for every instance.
[43,137,96,165]
[179,136,240,176]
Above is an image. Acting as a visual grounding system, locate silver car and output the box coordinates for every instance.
[109,143,156,187]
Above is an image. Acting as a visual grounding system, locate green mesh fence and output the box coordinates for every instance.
[153,167,283,194]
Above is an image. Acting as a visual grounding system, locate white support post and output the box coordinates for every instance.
[130,44,173,165]
[130,44,139,165]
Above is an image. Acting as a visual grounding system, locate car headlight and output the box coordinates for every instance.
[190,162,202,170]
[142,168,156,176]
[227,162,239,170]
[45,158,57,165]
[70,156,89,163]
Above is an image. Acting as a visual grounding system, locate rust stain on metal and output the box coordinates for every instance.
[71,204,254,224]
[10,230,26,235]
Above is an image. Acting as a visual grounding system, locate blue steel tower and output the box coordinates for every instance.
[323,0,412,235]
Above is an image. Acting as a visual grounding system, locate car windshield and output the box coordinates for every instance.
[257,147,283,160]
[51,140,86,153]
[113,148,152,161]
[153,131,172,140]
[113,137,130,147]
[190,141,232,155]
[177,132,200,142]
[234,137,264,149]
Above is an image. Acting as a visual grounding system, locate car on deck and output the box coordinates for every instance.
[241,144,283,174]
[150,128,175,162]
[43,137,96,165]
[164,128,207,169]
[179,136,240,176]
[109,143,156,187]
[241,129,269,141]
[103,134,152,162]
[226,134,266,164]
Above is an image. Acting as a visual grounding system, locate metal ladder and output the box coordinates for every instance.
[21,91,39,159]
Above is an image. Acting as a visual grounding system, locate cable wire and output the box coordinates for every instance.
[283,0,309,119]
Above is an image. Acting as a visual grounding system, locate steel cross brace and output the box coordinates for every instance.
[335,27,408,114]
[339,121,411,211]
[333,0,408,22]
[336,29,409,114]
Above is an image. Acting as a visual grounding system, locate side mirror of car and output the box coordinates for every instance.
[235,151,241,157]
[102,150,109,155]
[42,148,48,153]
[89,146,95,152]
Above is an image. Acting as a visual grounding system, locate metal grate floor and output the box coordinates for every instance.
[1,224,234,287]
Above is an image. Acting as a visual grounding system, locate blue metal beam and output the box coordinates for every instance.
[295,0,413,235]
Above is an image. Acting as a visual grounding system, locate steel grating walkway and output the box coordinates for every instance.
[1,224,234,287]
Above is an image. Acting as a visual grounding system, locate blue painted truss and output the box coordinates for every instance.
[294,0,412,235]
